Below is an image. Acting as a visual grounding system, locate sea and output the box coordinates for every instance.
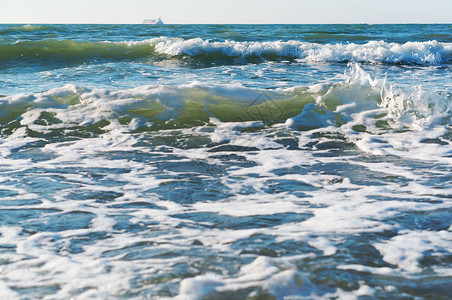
[0,24,451,299]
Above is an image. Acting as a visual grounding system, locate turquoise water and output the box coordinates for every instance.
[0,24,451,299]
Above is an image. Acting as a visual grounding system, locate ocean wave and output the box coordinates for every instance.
[0,64,450,166]
[0,83,312,133]
[148,38,452,65]
[0,39,157,62]
[1,38,451,66]
[0,64,450,136]
[0,25,48,34]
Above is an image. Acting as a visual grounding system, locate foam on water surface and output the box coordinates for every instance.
[0,24,451,299]
[150,38,452,65]
[2,38,451,66]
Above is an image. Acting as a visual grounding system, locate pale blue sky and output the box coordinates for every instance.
[1,0,451,24]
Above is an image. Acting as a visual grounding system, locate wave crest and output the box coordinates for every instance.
[148,38,451,65]
[1,64,450,135]
[1,38,451,66]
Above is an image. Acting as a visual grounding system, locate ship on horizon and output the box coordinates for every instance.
[142,18,164,25]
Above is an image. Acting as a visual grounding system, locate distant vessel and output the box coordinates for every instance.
[142,18,164,25]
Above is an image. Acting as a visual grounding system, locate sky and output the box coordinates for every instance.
[1,0,451,24]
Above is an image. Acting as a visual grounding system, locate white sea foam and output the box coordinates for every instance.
[0,282,19,300]
[288,63,452,163]
[374,230,452,273]
[138,38,452,65]
[176,256,316,300]
[0,62,451,299]
[176,255,380,300]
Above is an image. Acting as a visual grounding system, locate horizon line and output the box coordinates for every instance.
[1,22,451,25]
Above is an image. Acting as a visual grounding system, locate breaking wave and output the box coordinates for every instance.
[1,38,451,66]
[0,64,450,137]
[150,38,452,65]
